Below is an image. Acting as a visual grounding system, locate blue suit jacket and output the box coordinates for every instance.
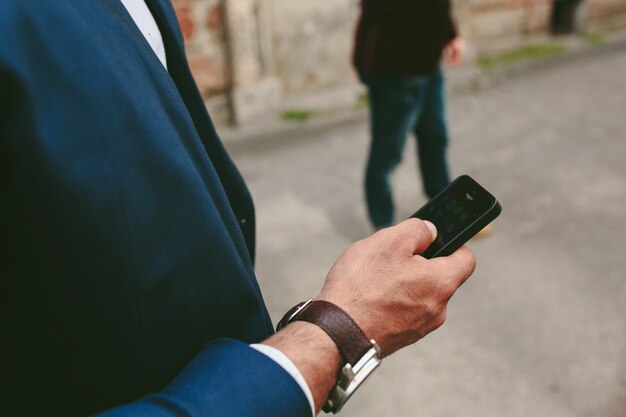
[0,1,310,416]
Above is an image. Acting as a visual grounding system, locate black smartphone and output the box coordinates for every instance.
[410,175,502,259]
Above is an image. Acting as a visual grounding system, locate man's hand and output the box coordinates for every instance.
[264,218,476,412]
[316,218,475,356]
[444,36,466,67]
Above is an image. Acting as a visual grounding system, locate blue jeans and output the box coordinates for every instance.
[361,69,451,228]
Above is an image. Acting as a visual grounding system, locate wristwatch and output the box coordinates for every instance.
[277,299,382,413]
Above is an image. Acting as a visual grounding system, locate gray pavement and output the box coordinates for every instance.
[226,45,626,417]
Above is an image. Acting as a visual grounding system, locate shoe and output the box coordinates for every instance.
[472,224,493,240]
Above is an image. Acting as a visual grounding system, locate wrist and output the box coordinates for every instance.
[276,299,383,413]
[313,295,382,353]
[264,321,342,413]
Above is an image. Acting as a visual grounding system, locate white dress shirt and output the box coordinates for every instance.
[117,1,315,415]
[119,0,168,68]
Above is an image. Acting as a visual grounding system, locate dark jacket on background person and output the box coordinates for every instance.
[353,0,458,76]
[0,0,310,416]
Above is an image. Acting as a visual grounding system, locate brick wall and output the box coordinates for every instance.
[172,0,227,97]
[463,0,626,44]
[463,0,554,40]
[269,0,358,95]
[172,0,626,123]
[588,0,626,23]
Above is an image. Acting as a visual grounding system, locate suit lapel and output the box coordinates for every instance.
[141,0,266,323]
[141,0,204,118]
[141,0,187,76]
[142,0,260,265]
[140,0,225,160]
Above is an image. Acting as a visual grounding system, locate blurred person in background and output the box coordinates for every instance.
[1,0,477,416]
[353,0,486,234]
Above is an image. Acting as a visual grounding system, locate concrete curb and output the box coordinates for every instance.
[450,35,626,95]
[220,34,626,152]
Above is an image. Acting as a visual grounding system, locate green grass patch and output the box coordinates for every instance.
[584,32,607,46]
[477,43,565,70]
[356,93,369,108]
[280,109,316,122]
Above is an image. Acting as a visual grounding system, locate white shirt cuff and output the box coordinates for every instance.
[250,343,316,417]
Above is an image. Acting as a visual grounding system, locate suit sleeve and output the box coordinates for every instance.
[94,340,312,417]
[0,58,311,417]
[1,5,310,417]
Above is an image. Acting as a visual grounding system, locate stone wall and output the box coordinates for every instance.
[463,0,626,48]
[588,0,626,26]
[172,0,280,123]
[173,0,626,124]
[268,0,359,95]
[172,0,226,97]
[462,0,554,41]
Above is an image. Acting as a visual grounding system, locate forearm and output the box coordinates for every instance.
[263,322,342,414]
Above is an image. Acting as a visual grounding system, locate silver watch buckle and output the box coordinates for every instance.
[323,339,382,414]
[285,299,312,324]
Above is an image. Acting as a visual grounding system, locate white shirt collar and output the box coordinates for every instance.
[119,0,168,69]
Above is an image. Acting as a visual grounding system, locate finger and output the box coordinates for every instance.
[431,245,476,288]
[449,49,461,66]
[392,218,437,255]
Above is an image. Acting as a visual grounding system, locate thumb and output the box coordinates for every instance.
[393,218,437,255]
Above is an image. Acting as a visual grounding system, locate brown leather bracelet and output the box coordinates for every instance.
[276,299,373,366]
[277,299,383,413]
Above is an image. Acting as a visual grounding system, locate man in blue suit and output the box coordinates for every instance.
[0,1,476,416]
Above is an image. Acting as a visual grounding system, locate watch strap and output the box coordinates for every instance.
[277,300,372,366]
[277,299,383,413]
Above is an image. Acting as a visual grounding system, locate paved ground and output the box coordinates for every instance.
[225,46,626,417]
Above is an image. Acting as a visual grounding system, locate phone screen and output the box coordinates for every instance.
[411,175,500,258]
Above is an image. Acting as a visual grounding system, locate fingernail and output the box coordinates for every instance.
[423,220,437,238]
